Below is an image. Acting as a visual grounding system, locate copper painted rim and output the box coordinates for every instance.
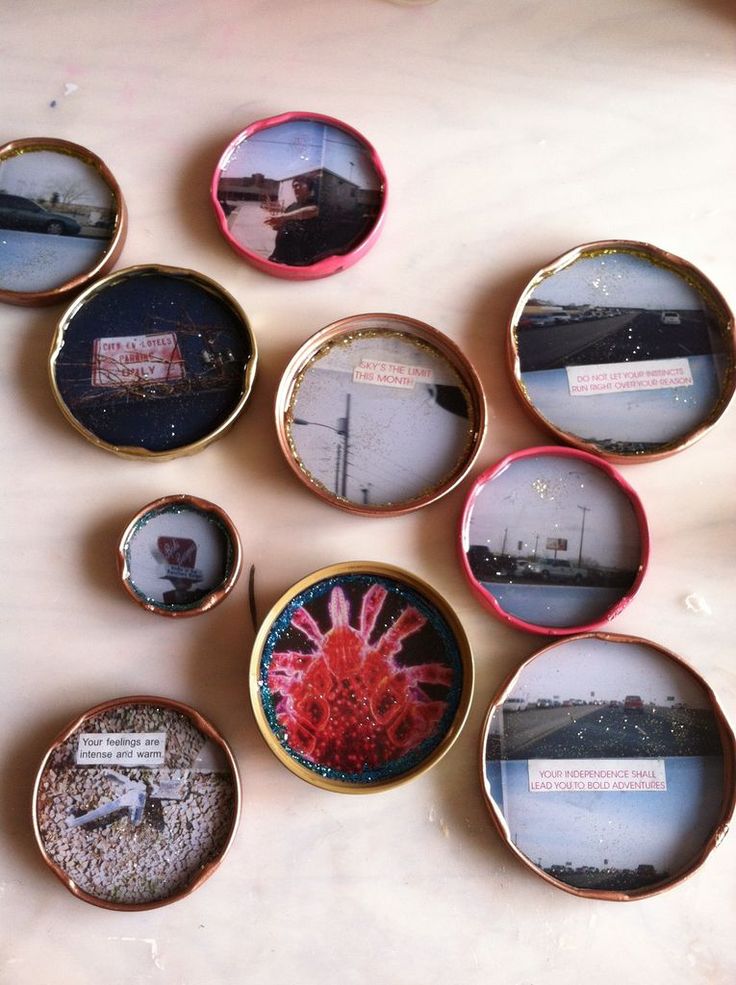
[478,632,736,901]
[249,560,475,793]
[48,263,258,460]
[211,111,388,281]
[117,493,243,618]
[459,445,650,636]
[0,137,127,307]
[506,240,736,463]
[32,694,242,911]
[275,313,487,516]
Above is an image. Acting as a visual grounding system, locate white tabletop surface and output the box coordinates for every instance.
[2,1,735,983]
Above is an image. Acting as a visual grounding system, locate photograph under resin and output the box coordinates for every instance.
[514,250,731,455]
[483,637,725,893]
[287,331,473,507]
[0,148,117,293]
[464,453,642,628]
[258,574,464,784]
[52,271,253,453]
[217,118,382,267]
[123,505,232,609]
[36,703,237,906]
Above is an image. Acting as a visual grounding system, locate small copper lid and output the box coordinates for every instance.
[480,633,735,900]
[276,313,486,515]
[507,240,735,462]
[250,561,474,792]
[211,111,387,280]
[0,137,126,306]
[460,446,649,635]
[49,264,257,459]
[118,494,242,617]
[33,695,241,910]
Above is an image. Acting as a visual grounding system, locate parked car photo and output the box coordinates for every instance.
[0,193,81,235]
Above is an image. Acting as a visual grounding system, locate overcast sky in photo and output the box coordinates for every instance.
[465,453,641,569]
[501,637,712,707]
[0,150,114,206]
[222,120,379,187]
[529,252,705,311]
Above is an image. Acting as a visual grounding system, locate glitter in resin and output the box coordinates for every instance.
[259,575,463,783]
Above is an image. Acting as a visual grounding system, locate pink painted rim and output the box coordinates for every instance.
[210,111,387,281]
[459,446,650,636]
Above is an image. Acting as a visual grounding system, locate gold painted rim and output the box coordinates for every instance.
[506,240,736,463]
[250,560,475,793]
[0,137,127,307]
[117,493,243,618]
[32,694,242,911]
[275,313,487,516]
[48,263,258,460]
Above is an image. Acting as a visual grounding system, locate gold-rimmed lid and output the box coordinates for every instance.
[480,632,735,901]
[507,240,736,462]
[0,137,127,306]
[117,494,243,617]
[33,695,241,910]
[275,313,486,516]
[250,561,474,793]
[49,263,257,460]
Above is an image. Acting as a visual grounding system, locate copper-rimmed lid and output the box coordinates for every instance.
[276,313,486,516]
[250,561,474,792]
[211,111,387,280]
[49,264,257,459]
[0,137,126,306]
[33,695,241,910]
[507,240,736,462]
[480,633,735,901]
[460,446,649,635]
[118,494,242,617]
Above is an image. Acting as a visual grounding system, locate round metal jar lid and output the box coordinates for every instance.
[460,446,649,634]
[118,494,242,617]
[33,695,241,910]
[507,241,735,461]
[480,633,735,900]
[276,313,486,515]
[0,137,127,306]
[250,562,474,792]
[49,264,257,459]
[211,112,387,279]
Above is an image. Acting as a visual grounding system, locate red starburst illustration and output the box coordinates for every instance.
[267,584,453,773]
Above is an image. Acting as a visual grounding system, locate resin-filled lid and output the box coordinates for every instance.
[49,264,257,459]
[0,137,126,306]
[276,313,486,515]
[33,696,240,909]
[212,112,387,279]
[460,447,649,634]
[508,241,735,461]
[250,562,473,791]
[118,494,242,617]
[480,634,735,900]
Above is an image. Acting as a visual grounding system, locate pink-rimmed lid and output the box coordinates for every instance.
[211,112,387,280]
[460,446,649,635]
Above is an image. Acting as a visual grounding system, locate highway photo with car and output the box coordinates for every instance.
[514,248,730,456]
[483,637,726,894]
